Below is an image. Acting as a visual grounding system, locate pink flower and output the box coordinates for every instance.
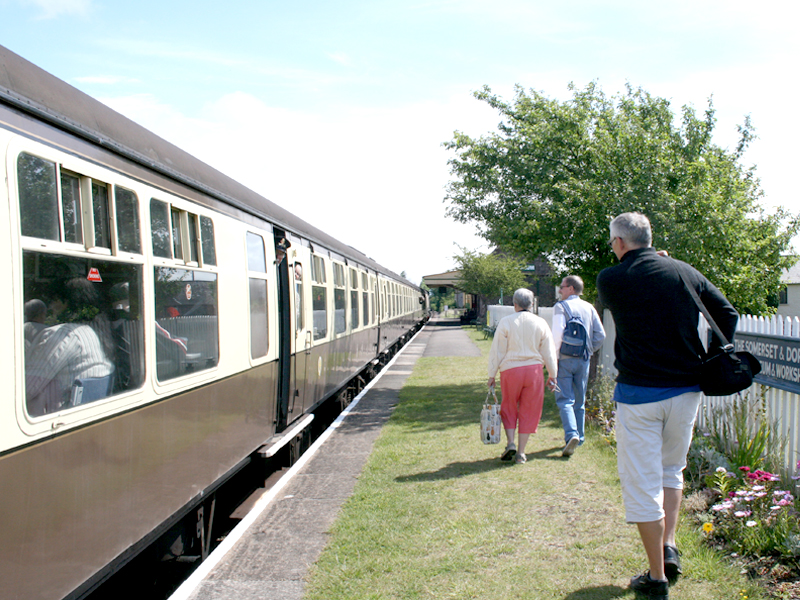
[734,510,752,518]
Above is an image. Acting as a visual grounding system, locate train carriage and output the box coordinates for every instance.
[0,44,427,600]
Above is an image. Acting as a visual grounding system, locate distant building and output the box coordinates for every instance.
[421,252,556,318]
[778,259,800,318]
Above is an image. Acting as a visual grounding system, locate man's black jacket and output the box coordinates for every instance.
[597,247,739,388]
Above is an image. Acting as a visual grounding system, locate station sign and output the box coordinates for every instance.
[734,331,800,395]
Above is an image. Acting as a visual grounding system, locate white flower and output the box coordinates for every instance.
[716,466,728,473]
[746,520,758,527]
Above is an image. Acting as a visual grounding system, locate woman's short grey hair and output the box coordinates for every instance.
[513,288,534,311]
[610,212,652,248]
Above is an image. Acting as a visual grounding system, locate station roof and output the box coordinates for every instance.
[421,270,463,289]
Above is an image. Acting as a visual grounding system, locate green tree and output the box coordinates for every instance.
[444,82,798,314]
[454,248,528,314]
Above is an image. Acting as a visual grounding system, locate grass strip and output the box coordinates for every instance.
[304,327,766,600]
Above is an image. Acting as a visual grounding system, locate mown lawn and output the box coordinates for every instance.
[303,327,765,600]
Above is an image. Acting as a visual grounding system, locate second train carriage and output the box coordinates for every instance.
[0,44,427,600]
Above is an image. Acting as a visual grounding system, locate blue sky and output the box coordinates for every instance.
[2,0,797,284]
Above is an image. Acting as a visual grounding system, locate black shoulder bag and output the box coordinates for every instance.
[673,260,761,396]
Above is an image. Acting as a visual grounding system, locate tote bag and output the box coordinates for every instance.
[480,388,502,444]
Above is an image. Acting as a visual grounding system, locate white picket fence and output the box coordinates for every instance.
[599,310,800,479]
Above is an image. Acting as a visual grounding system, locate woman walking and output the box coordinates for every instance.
[487,289,558,464]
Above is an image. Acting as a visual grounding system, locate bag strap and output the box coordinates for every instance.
[485,386,499,405]
[559,300,573,321]
[670,258,733,349]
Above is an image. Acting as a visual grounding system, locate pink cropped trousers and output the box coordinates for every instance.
[499,364,545,435]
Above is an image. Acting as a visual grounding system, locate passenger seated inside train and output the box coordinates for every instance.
[23,298,48,349]
[25,277,115,416]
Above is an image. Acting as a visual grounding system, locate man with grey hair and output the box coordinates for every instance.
[597,212,738,599]
[552,274,605,457]
[488,288,557,464]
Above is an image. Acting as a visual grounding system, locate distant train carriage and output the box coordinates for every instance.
[0,44,427,600]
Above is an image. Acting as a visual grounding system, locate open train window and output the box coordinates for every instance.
[150,199,213,267]
[311,255,327,341]
[246,232,269,359]
[17,152,141,256]
[22,251,145,417]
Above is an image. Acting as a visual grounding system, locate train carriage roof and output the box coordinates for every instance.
[0,44,416,288]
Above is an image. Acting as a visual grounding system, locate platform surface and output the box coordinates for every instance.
[172,318,478,600]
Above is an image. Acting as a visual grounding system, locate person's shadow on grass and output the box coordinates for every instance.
[563,584,629,599]
[525,445,573,461]
[395,457,511,482]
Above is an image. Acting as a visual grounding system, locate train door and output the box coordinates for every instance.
[274,234,292,431]
[291,246,311,419]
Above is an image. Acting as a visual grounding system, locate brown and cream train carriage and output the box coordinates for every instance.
[0,44,426,600]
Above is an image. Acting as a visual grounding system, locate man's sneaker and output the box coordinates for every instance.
[663,545,682,583]
[562,436,580,457]
[630,571,669,599]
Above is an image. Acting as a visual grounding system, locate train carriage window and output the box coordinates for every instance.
[92,181,112,250]
[115,186,141,254]
[151,199,208,266]
[311,255,327,340]
[17,153,129,257]
[61,172,83,244]
[361,273,369,326]
[171,207,184,261]
[350,268,359,330]
[333,263,346,335]
[188,214,199,264]
[17,153,59,240]
[150,199,171,258]
[154,267,219,381]
[200,216,217,266]
[23,251,146,416]
[247,232,267,272]
[246,232,269,359]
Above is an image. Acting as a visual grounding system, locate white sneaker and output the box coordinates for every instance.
[562,436,580,457]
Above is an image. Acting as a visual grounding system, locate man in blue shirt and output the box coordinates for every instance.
[597,212,738,600]
[552,275,606,457]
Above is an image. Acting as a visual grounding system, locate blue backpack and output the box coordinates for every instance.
[558,301,589,360]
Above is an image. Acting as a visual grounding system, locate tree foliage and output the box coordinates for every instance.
[444,82,798,314]
[454,248,528,309]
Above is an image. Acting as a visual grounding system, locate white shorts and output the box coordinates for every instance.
[616,391,702,523]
